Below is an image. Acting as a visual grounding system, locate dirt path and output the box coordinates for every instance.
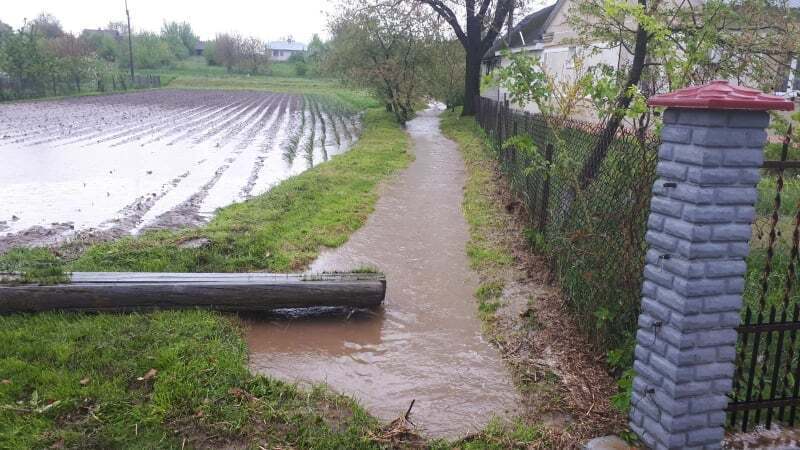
[246,106,518,438]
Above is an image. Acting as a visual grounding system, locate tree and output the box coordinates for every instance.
[568,0,800,188]
[28,12,64,39]
[48,33,93,91]
[81,31,120,62]
[328,0,435,124]
[237,36,269,75]
[212,33,239,72]
[0,25,54,96]
[161,21,198,58]
[306,33,328,76]
[117,32,174,69]
[0,20,12,42]
[422,37,465,109]
[414,0,515,115]
[207,33,269,74]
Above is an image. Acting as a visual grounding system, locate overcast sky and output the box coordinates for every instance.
[1,0,334,44]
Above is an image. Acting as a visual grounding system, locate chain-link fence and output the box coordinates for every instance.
[474,96,661,354]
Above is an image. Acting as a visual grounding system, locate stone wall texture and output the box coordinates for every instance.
[629,108,769,450]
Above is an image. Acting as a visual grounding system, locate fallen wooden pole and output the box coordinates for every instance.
[0,272,386,313]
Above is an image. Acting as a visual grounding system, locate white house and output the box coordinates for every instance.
[268,39,307,61]
[482,0,631,118]
[484,0,800,114]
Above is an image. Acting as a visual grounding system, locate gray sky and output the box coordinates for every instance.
[1,0,334,44]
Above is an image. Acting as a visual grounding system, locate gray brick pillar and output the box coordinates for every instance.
[629,81,793,450]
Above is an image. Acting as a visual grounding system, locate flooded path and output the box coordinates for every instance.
[245,106,518,438]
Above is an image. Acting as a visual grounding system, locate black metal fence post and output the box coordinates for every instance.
[538,143,554,232]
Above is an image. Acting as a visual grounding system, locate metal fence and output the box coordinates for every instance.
[473,95,661,352]
[728,128,800,431]
[0,74,160,101]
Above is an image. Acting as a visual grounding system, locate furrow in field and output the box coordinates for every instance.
[166,96,260,146]
[139,102,243,146]
[302,98,317,169]
[239,98,292,199]
[137,161,233,233]
[41,105,208,147]
[212,95,279,149]
[198,107,284,213]
[108,104,227,147]
[1,104,152,145]
[189,95,266,145]
[5,91,183,142]
[314,100,329,163]
[235,95,288,151]
[282,96,306,165]
[74,104,222,147]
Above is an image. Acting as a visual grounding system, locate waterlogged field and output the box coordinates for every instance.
[0,89,361,251]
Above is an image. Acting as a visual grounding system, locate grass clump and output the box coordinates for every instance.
[0,248,69,285]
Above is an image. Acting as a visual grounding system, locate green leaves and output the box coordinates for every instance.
[486,50,551,113]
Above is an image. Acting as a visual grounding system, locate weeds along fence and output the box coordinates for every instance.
[0,74,161,102]
[474,95,661,357]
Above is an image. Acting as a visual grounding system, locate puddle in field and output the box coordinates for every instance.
[245,106,519,438]
[0,90,360,252]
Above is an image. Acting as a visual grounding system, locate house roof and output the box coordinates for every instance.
[483,4,556,60]
[269,41,306,52]
[195,41,206,51]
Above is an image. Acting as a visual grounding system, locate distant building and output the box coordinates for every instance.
[194,41,206,56]
[268,39,306,61]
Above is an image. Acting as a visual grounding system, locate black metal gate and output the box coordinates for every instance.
[728,128,800,431]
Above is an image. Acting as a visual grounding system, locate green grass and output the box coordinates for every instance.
[139,56,376,109]
[0,311,382,449]
[141,57,305,80]
[438,113,515,279]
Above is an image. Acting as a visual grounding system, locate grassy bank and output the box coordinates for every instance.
[439,110,626,447]
[1,91,413,447]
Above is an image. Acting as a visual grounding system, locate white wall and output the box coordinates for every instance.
[271,50,302,62]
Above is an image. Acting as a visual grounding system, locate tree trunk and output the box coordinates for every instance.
[551,16,649,229]
[461,15,483,117]
[462,51,482,116]
[577,9,649,190]
[0,272,386,313]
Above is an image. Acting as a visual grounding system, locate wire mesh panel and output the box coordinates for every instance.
[728,128,800,432]
[473,96,660,352]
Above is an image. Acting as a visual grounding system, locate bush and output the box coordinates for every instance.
[294,61,308,76]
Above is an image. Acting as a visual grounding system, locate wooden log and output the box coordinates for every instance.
[0,272,386,313]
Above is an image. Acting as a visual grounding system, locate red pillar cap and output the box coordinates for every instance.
[647,80,794,111]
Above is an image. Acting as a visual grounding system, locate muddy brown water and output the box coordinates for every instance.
[245,106,519,438]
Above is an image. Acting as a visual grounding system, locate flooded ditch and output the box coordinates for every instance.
[0,90,360,252]
[245,107,519,438]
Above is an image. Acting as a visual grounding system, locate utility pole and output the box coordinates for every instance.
[125,0,134,81]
